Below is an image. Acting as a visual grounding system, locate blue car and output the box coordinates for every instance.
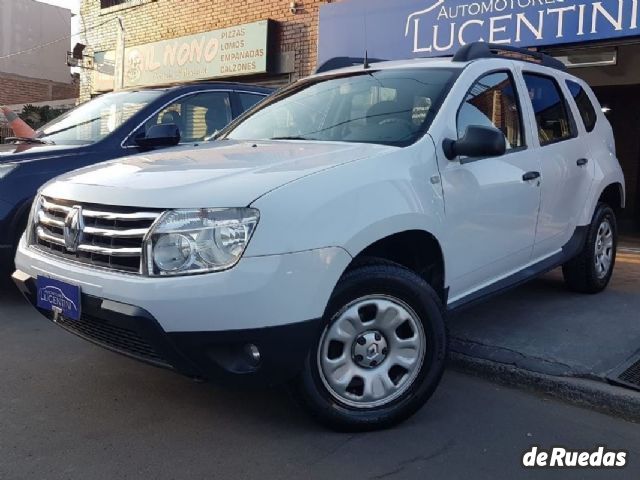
[0,83,272,270]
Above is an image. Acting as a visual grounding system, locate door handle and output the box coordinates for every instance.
[577,158,589,167]
[522,171,541,182]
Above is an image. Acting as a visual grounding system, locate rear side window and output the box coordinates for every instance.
[566,80,597,132]
[457,71,524,150]
[523,73,575,146]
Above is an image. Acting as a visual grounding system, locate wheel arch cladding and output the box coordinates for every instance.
[344,230,446,304]
[599,182,625,211]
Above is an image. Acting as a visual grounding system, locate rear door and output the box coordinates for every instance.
[518,69,595,259]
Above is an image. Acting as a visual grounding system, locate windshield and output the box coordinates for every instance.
[36,90,164,145]
[224,68,457,147]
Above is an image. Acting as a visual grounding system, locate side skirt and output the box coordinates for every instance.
[447,226,588,313]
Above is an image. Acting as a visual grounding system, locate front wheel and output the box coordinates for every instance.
[562,203,618,294]
[293,259,447,431]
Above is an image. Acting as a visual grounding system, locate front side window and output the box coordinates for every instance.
[224,69,456,147]
[566,80,597,132]
[523,73,575,145]
[36,90,163,145]
[457,71,524,150]
[144,91,232,143]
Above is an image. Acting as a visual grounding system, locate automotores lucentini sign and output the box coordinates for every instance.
[318,0,640,64]
[94,20,271,90]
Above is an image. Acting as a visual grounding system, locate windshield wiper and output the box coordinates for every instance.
[5,137,54,145]
[269,136,312,141]
[39,116,100,138]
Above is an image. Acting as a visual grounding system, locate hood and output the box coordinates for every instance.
[0,143,82,163]
[42,140,396,208]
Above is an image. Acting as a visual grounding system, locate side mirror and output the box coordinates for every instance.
[442,125,506,163]
[135,124,181,148]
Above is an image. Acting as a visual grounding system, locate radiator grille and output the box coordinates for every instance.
[32,196,162,274]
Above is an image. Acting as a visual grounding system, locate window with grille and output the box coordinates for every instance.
[101,0,129,9]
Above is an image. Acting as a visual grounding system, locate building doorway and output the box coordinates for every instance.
[590,84,640,233]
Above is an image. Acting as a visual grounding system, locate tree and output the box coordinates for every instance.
[20,105,66,130]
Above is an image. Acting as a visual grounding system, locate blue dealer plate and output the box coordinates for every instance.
[36,276,81,321]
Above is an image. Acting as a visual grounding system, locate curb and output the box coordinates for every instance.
[448,351,640,424]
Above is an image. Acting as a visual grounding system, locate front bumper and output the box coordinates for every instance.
[14,240,352,385]
[15,241,351,332]
[13,270,322,386]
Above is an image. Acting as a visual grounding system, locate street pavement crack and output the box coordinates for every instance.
[370,439,456,479]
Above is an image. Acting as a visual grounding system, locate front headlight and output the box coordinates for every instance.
[144,207,259,276]
[0,163,17,179]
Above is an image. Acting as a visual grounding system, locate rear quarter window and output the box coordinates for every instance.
[566,80,598,132]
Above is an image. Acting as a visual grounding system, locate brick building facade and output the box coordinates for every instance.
[1,0,78,109]
[79,0,337,101]
[0,72,79,106]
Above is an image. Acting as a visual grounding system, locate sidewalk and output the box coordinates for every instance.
[449,242,640,422]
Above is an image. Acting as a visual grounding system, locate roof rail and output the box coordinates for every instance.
[452,42,567,71]
[315,56,388,74]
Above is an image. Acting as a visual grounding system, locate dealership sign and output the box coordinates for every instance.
[94,20,271,90]
[318,0,640,64]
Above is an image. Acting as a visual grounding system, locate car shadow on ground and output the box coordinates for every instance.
[0,273,319,432]
[449,250,640,378]
[1,250,638,435]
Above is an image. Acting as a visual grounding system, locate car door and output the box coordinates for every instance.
[519,70,595,259]
[438,67,542,302]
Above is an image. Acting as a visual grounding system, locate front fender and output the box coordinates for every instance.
[246,141,445,259]
[0,178,33,245]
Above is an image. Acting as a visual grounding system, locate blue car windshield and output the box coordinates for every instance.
[36,90,163,145]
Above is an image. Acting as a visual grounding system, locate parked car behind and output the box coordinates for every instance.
[0,83,272,271]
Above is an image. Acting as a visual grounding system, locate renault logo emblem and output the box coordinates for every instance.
[63,206,84,253]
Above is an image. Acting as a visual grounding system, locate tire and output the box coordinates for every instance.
[292,258,447,431]
[562,203,617,294]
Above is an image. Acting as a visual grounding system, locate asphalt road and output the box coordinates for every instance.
[1,278,639,480]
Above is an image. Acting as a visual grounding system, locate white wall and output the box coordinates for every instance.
[0,0,72,84]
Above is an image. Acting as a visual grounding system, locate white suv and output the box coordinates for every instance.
[13,43,625,431]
